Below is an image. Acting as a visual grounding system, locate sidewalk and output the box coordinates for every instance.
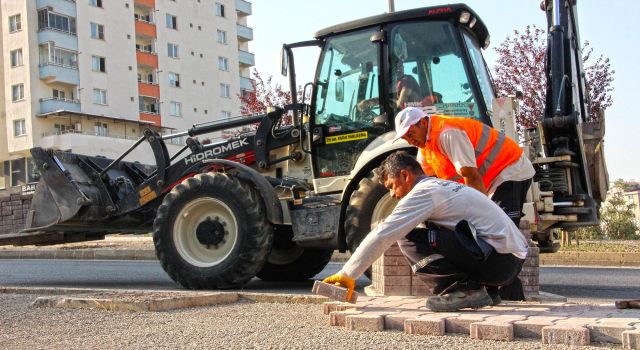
[1,234,640,266]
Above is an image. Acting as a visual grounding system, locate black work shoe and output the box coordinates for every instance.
[426,287,492,312]
[486,286,502,306]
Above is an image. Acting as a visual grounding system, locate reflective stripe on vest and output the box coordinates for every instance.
[474,124,491,159]
[478,132,506,176]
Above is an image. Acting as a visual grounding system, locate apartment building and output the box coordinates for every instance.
[0,0,254,193]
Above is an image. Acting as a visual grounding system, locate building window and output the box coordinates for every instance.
[14,119,27,137]
[10,49,23,67]
[9,14,21,32]
[93,88,107,105]
[217,29,227,44]
[38,10,76,35]
[219,110,232,119]
[220,83,230,98]
[170,101,182,117]
[167,43,179,58]
[218,56,229,71]
[89,0,103,8]
[12,84,24,101]
[168,72,180,87]
[10,158,26,187]
[91,55,106,72]
[52,89,66,100]
[166,14,177,29]
[215,3,225,17]
[90,22,105,39]
[94,122,108,137]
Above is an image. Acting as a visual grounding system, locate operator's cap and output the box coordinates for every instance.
[392,107,426,142]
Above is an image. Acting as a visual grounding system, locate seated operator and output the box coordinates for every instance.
[322,151,529,311]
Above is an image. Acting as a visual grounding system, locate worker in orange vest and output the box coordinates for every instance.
[391,107,535,302]
[392,107,535,226]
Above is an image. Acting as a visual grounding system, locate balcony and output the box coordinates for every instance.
[135,19,156,38]
[240,75,253,91]
[138,81,159,98]
[236,24,253,41]
[136,50,158,68]
[38,30,78,51]
[238,50,255,67]
[40,97,81,114]
[139,112,161,126]
[236,0,252,16]
[39,63,80,85]
[134,0,155,9]
[36,0,77,16]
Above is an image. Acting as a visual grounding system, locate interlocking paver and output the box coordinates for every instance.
[345,314,384,331]
[542,325,590,346]
[405,316,447,336]
[470,321,514,341]
[622,329,640,349]
[322,297,640,347]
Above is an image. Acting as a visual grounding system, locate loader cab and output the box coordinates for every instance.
[303,5,495,189]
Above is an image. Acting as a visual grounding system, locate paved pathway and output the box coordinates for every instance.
[323,296,640,348]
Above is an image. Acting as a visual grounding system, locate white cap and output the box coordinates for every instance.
[392,107,426,142]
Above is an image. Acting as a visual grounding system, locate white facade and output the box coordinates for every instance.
[0,0,254,192]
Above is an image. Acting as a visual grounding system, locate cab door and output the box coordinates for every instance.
[310,28,388,192]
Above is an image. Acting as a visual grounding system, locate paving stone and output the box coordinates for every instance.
[554,317,599,326]
[330,310,362,327]
[384,311,427,330]
[588,323,635,344]
[483,315,527,323]
[345,314,384,332]
[313,281,358,303]
[514,317,559,339]
[622,329,640,349]
[470,321,514,341]
[542,325,590,346]
[404,316,446,336]
[323,301,341,315]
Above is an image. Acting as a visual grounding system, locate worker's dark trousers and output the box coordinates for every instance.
[490,178,532,300]
[491,179,532,227]
[396,224,524,296]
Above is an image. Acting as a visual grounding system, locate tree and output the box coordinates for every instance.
[493,25,614,130]
[599,179,639,240]
[239,69,292,116]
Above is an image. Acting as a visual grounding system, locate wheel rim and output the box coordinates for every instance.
[370,192,398,228]
[173,197,238,268]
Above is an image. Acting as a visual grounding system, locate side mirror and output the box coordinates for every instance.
[335,78,344,102]
[280,47,288,77]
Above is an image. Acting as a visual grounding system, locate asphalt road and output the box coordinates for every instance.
[1,259,639,303]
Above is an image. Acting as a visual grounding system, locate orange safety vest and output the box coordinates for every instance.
[419,115,523,189]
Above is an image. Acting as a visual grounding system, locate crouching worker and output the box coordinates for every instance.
[323,151,529,311]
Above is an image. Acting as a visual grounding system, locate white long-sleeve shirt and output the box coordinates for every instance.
[339,176,529,279]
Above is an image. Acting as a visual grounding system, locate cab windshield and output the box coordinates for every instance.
[388,21,484,121]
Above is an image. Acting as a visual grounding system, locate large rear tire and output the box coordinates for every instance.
[257,225,334,281]
[153,173,273,289]
[345,173,398,277]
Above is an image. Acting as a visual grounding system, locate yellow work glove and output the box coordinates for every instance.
[323,274,355,302]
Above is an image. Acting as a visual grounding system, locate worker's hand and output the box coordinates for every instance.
[323,274,356,302]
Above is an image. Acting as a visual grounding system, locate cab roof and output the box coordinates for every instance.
[314,3,489,47]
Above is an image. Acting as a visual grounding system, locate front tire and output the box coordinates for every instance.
[257,225,334,281]
[153,173,273,289]
[345,173,398,277]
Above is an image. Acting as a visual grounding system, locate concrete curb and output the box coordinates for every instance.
[540,251,640,267]
[1,286,331,313]
[2,249,640,267]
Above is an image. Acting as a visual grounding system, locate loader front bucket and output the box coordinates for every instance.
[23,148,90,232]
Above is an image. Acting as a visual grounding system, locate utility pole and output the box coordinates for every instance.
[388,0,395,13]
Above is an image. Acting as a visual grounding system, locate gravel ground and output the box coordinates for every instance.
[0,293,617,350]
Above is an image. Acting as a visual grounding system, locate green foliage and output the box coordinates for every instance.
[575,226,604,240]
[599,179,639,239]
